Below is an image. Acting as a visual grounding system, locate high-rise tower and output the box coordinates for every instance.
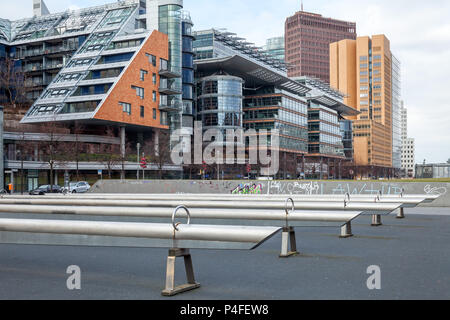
[285,10,356,82]
[330,35,396,172]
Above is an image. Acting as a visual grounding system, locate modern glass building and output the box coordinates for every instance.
[155,2,183,132]
[197,75,243,131]
[263,36,285,62]
[243,88,308,155]
[193,29,288,73]
[307,104,344,157]
[392,55,402,171]
[181,11,195,129]
[193,29,357,178]
[0,0,186,188]
[340,120,353,160]
[293,76,357,179]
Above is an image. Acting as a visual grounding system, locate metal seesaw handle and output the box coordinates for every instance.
[284,198,295,229]
[344,192,350,208]
[375,190,382,202]
[172,205,191,232]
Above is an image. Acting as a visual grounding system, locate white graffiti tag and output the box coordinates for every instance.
[424,185,447,196]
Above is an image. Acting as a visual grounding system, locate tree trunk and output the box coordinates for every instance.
[76,140,80,181]
[49,162,54,187]
[21,159,24,195]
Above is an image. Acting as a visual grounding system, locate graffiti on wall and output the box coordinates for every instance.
[267,181,320,195]
[424,184,447,196]
[330,183,404,195]
[231,183,263,195]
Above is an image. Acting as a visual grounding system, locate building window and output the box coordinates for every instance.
[152,91,157,102]
[119,102,131,115]
[132,86,144,99]
[146,54,157,67]
[152,73,157,85]
[140,69,148,81]
[140,106,145,118]
[160,111,168,125]
[153,108,157,120]
[160,58,168,70]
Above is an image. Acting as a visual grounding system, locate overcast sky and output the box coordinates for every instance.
[2,0,450,164]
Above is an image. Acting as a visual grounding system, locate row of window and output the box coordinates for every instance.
[118,102,162,121]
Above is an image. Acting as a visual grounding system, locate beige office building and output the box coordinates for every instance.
[330,35,394,171]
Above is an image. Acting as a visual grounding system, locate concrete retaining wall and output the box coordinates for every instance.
[90,180,450,207]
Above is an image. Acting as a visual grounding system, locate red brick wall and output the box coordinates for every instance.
[94,30,169,129]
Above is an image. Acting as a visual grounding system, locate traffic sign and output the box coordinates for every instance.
[140,157,148,169]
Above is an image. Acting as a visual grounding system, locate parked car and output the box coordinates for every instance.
[29,185,63,195]
[63,181,91,194]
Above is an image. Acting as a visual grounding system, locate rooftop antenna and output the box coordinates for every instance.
[301,0,304,11]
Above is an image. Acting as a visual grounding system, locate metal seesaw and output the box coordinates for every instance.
[0,206,281,296]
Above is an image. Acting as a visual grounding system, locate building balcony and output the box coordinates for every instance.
[158,85,182,95]
[16,50,44,59]
[25,80,51,88]
[24,65,43,72]
[159,67,181,79]
[44,63,64,71]
[159,102,180,112]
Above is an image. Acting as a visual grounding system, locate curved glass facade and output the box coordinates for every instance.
[182,14,194,116]
[159,4,183,130]
[196,75,243,130]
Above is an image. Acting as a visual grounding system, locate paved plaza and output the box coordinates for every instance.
[0,207,449,300]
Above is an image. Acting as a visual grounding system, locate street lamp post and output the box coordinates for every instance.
[137,143,140,180]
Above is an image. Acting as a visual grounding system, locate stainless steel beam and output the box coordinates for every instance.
[0,218,281,250]
[0,196,425,208]
[4,193,437,202]
[0,199,401,215]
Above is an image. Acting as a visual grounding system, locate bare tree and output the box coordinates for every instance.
[37,118,69,187]
[120,141,133,180]
[0,57,29,110]
[15,131,36,194]
[99,127,121,179]
[71,121,86,181]
[143,129,172,179]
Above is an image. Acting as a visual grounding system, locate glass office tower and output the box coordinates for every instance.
[197,75,244,131]
[158,3,183,131]
[181,11,195,129]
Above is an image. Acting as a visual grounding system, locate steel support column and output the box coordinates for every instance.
[371,214,382,226]
[161,248,200,296]
[340,222,353,238]
[279,226,299,258]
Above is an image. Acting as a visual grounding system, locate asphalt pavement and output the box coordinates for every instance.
[0,207,449,300]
